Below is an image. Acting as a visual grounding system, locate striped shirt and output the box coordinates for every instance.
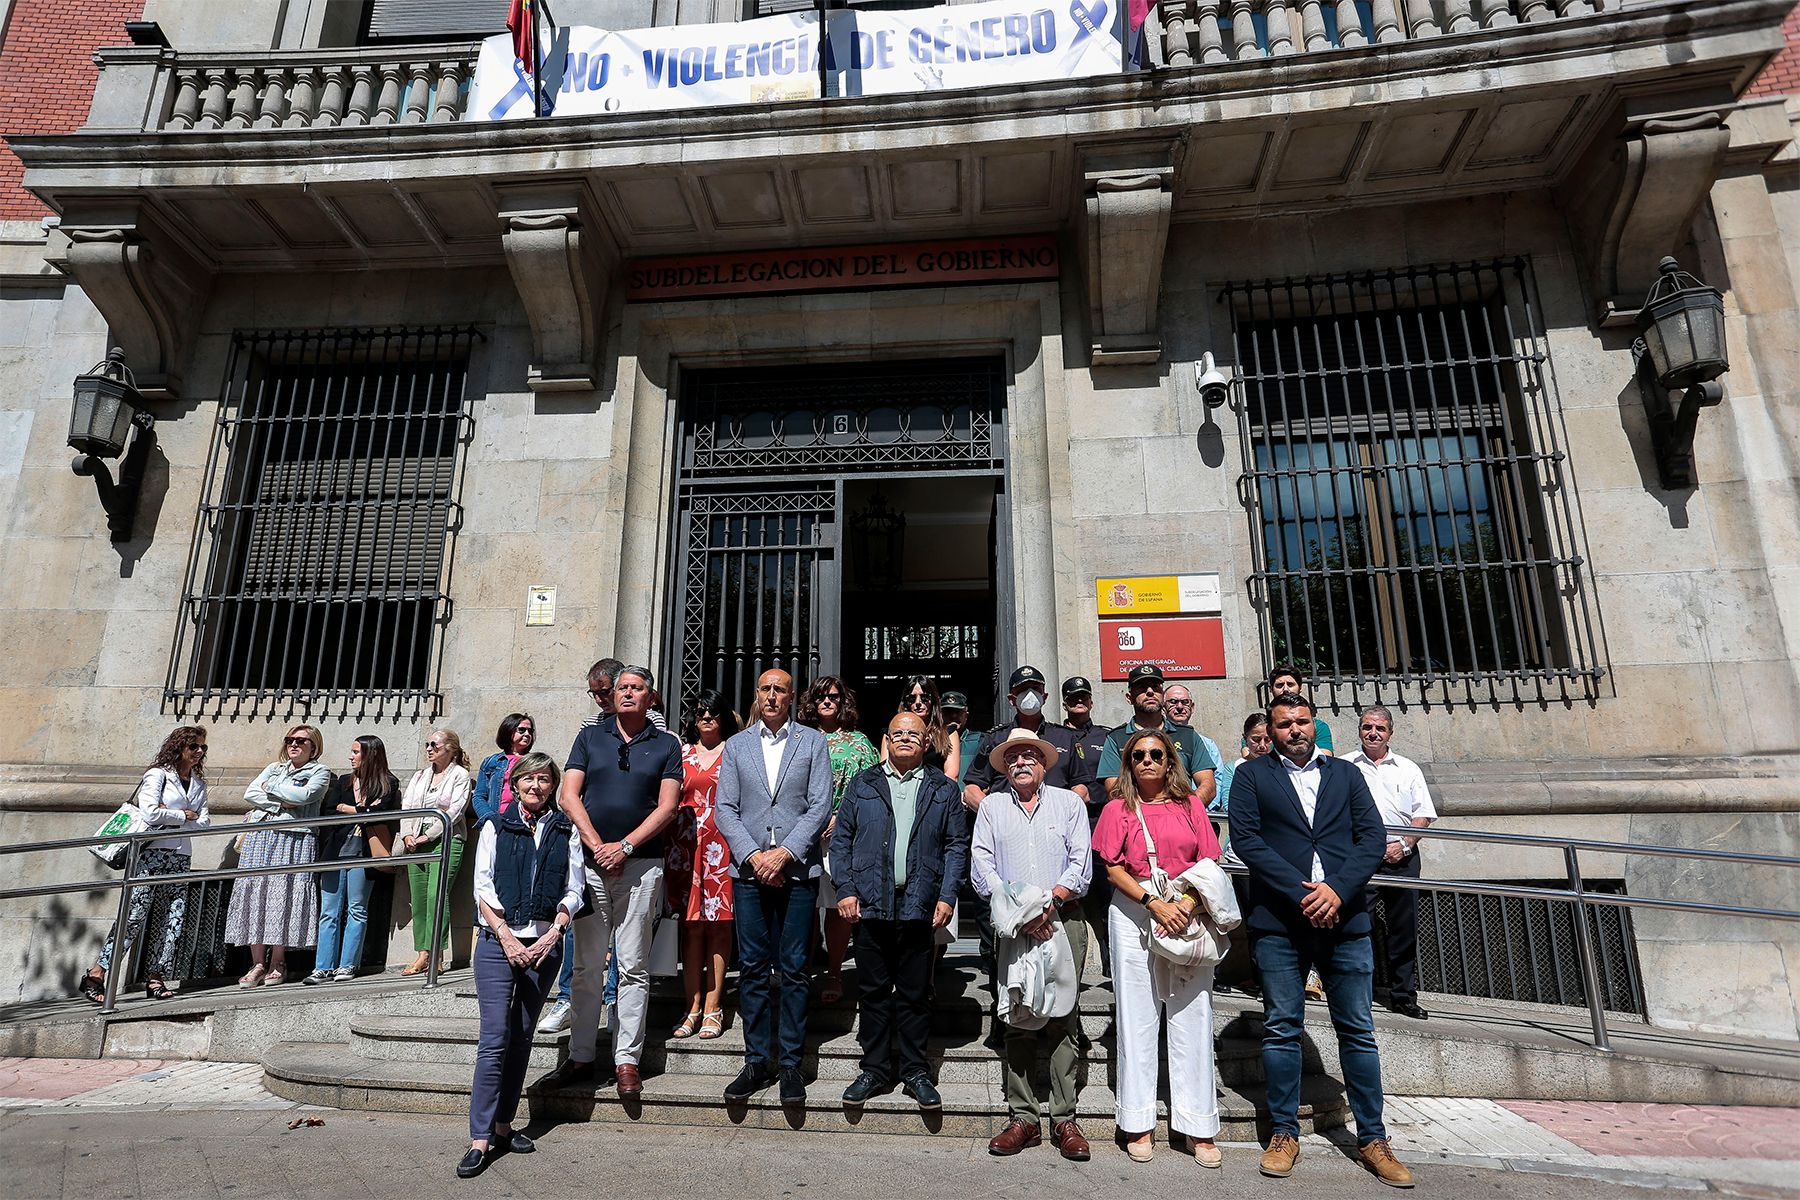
[970,783,1092,900]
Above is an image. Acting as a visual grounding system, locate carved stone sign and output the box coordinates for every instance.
[625,234,1058,301]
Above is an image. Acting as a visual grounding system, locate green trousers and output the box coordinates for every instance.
[408,835,465,953]
[1001,906,1089,1125]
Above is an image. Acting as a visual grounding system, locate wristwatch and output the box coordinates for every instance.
[619,839,636,858]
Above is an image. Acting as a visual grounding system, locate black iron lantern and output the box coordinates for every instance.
[851,489,907,591]
[1632,258,1729,490]
[68,348,156,542]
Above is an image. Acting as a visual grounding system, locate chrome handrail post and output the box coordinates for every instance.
[1564,844,1612,1051]
[99,837,140,1015]
[423,809,450,991]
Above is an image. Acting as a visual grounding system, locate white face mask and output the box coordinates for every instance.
[1014,689,1044,715]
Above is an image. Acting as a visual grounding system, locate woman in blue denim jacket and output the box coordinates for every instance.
[472,713,536,825]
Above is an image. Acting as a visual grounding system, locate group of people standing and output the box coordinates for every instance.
[78,654,1435,1191]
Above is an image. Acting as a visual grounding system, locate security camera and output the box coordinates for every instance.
[1196,352,1230,410]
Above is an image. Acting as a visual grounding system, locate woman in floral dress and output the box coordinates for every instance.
[667,689,741,1039]
[799,675,879,1003]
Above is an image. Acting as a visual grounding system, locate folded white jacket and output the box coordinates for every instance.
[989,882,1077,1029]
[1175,858,1243,934]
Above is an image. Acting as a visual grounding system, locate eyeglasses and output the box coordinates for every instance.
[1130,748,1167,763]
[887,729,924,742]
[1165,698,1193,708]
[284,736,311,748]
[905,696,930,709]
[588,687,612,699]
[819,691,843,702]
[187,744,208,754]
[617,744,632,773]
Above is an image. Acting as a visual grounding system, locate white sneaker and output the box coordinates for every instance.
[538,999,573,1033]
[301,969,333,986]
[333,967,356,982]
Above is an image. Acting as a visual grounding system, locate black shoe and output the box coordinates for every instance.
[1389,1000,1429,1020]
[902,1073,942,1110]
[539,1059,597,1089]
[455,1147,488,1179]
[778,1067,807,1106]
[491,1130,534,1154]
[842,1071,890,1105]
[724,1062,774,1101]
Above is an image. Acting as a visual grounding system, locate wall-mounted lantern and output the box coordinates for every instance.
[68,348,156,542]
[1633,257,1728,489]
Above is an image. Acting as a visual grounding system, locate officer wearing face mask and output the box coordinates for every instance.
[961,667,1086,810]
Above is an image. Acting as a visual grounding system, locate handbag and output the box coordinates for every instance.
[90,802,149,870]
[647,914,681,977]
[1133,806,1227,969]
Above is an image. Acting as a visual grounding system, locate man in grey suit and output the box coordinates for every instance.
[715,668,833,1105]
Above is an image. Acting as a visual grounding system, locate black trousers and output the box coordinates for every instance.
[854,917,934,1080]
[1368,847,1422,1005]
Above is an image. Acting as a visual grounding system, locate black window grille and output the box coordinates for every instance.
[166,327,480,721]
[1224,258,1606,710]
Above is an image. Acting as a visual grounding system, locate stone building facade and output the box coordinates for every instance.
[1,0,1796,1040]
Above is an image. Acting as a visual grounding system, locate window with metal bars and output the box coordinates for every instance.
[1225,258,1606,709]
[166,327,480,720]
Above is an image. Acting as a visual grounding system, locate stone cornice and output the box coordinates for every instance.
[11,0,1788,196]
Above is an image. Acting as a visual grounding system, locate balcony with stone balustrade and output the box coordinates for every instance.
[6,0,1791,387]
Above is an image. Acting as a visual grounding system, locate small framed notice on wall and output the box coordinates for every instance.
[526,586,557,627]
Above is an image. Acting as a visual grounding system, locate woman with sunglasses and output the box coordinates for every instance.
[798,675,877,1004]
[398,729,474,975]
[227,725,332,987]
[80,726,211,1003]
[881,675,960,779]
[666,689,742,1038]
[472,714,536,824]
[1093,727,1226,1166]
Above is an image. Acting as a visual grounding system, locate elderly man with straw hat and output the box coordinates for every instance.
[970,726,1092,1161]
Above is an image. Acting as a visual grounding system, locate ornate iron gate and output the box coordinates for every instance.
[665,358,1006,720]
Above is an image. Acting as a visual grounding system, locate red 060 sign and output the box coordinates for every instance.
[1098,616,1227,682]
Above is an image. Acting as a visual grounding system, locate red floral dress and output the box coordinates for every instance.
[665,745,733,922]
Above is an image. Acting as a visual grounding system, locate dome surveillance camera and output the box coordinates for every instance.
[1195,352,1230,410]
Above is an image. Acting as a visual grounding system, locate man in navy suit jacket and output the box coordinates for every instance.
[1228,693,1413,1187]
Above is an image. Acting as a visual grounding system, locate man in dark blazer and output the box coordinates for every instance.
[715,668,833,1106]
[1228,692,1413,1188]
[830,711,967,1111]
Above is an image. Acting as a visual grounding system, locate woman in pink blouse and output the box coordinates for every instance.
[1092,727,1225,1167]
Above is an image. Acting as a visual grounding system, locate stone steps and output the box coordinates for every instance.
[262,1039,1348,1140]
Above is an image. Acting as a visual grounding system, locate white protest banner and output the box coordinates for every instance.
[471,0,1122,122]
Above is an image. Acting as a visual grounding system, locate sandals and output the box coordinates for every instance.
[79,974,105,1004]
[697,1010,726,1040]
[264,967,287,987]
[398,954,431,977]
[146,978,174,1001]
[671,1010,704,1039]
[238,963,267,988]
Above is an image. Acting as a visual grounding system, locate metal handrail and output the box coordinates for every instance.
[0,808,457,1015]
[1212,816,1800,1051]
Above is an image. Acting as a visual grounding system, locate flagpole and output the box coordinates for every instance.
[816,0,828,100]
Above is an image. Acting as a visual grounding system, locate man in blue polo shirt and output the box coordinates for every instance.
[545,665,681,1100]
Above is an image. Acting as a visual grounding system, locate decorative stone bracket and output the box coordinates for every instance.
[49,201,210,397]
[1078,139,1180,366]
[497,184,616,392]
[1566,95,1732,327]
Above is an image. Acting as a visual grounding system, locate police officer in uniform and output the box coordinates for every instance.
[1062,676,1113,975]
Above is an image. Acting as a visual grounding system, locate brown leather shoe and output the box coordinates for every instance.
[1051,1120,1091,1162]
[615,1064,642,1099]
[1358,1138,1414,1188]
[988,1117,1042,1156]
[1260,1132,1301,1177]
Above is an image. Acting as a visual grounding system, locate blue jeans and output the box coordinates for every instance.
[316,866,374,973]
[554,932,575,1002]
[1252,930,1387,1143]
[732,876,818,1072]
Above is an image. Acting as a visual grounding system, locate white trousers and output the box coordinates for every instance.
[1109,892,1220,1138]
[569,858,663,1067]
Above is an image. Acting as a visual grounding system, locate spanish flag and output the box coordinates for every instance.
[507,0,537,67]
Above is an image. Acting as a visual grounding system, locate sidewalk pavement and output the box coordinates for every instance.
[0,1057,1794,1197]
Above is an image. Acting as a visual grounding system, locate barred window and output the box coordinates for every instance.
[166,328,480,720]
[1225,259,1605,709]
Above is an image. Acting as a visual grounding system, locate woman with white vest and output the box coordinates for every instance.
[1093,726,1234,1166]
[458,751,582,1179]
[80,726,211,1003]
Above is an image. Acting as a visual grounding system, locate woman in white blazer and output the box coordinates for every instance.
[81,726,211,1003]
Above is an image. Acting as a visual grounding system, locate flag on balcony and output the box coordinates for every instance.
[1126,0,1152,68]
[508,0,537,67]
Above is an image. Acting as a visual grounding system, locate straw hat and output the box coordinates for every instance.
[987,727,1060,773]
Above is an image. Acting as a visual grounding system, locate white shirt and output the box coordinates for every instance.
[1279,750,1327,882]
[473,814,585,938]
[1343,748,1437,844]
[135,767,210,856]
[758,720,791,795]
